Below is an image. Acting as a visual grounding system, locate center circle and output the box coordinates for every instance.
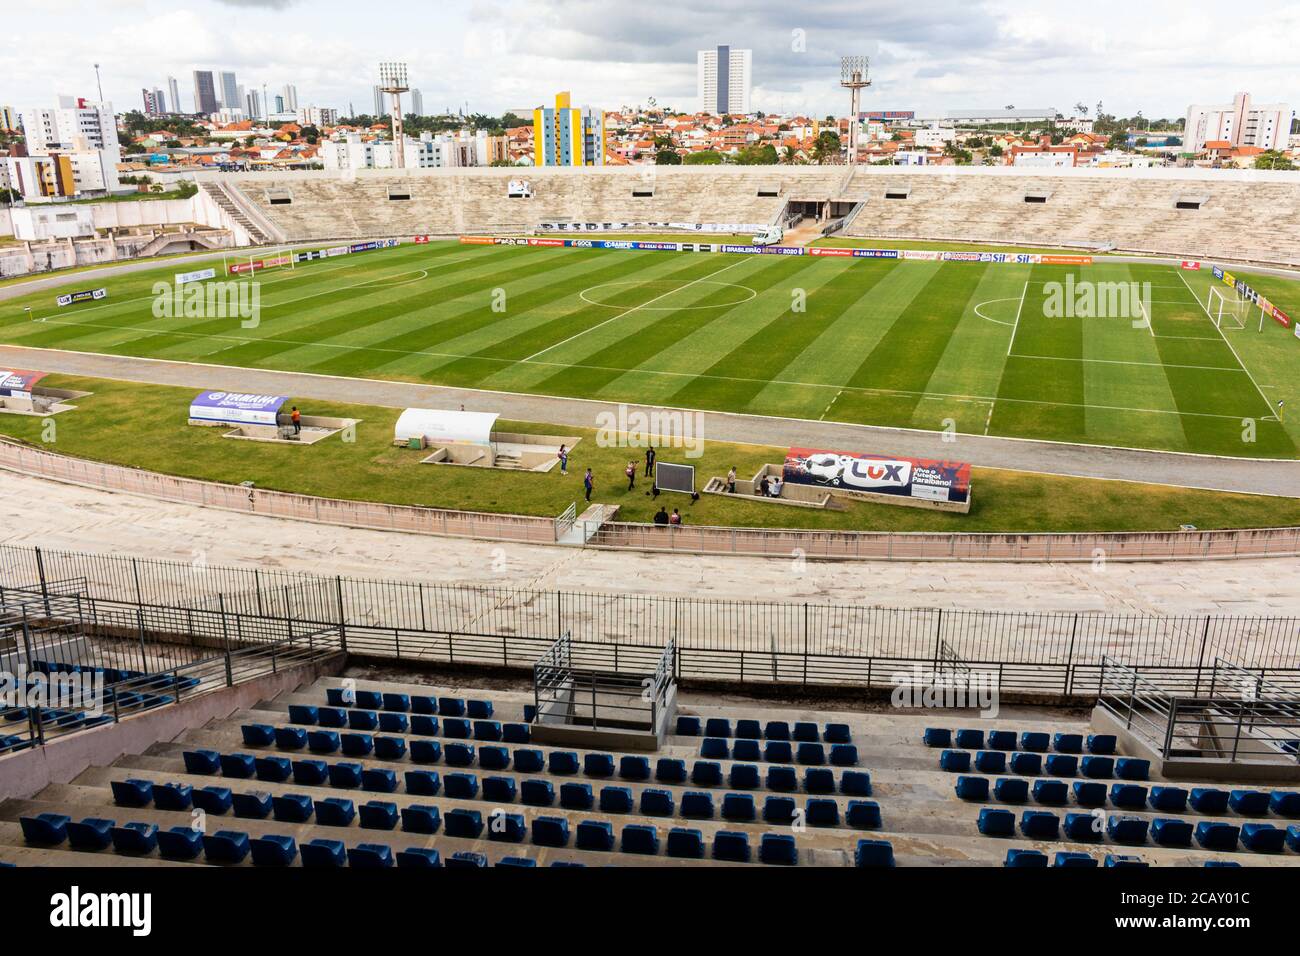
[579,280,758,311]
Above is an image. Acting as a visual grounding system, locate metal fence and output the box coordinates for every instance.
[2,543,1298,699]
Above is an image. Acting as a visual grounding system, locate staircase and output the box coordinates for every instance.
[200,182,277,245]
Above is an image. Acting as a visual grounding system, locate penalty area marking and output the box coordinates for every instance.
[354,269,429,289]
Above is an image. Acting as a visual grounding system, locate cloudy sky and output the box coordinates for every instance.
[4,0,1297,120]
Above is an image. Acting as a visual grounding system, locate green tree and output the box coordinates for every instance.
[735,143,778,165]
[683,150,722,165]
[655,149,682,165]
[1255,151,1296,170]
[813,130,841,164]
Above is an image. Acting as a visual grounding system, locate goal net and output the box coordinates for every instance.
[1207,286,1245,330]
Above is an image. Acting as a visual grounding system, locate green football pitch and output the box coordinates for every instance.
[2,240,1297,458]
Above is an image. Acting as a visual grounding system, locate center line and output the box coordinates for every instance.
[1006,280,1029,357]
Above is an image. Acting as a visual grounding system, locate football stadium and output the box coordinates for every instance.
[2,3,1299,932]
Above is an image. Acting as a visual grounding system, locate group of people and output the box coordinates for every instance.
[724,465,782,498]
[557,444,676,516]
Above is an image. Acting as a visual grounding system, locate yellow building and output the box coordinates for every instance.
[532,91,605,166]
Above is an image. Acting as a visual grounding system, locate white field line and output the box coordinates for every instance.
[1176,267,1279,421]
[521,256,752,363]
[1006,280,1029,357]
[1009,354,1246,373]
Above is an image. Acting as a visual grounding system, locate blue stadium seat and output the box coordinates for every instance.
[847,800,883,830]
[994,777,1029,803]
[655,758,686,784]
[824,723,852,744]
[325,764,361,790]
[599,786,634,814]
[1020,810,1060,839]
[484,775,517,803]
[219,752,256,778]
[1269,791,1300,818]
[1107,815,1150,845]
[240,724,275,747]
[764,741,794,764]
[560,782,594,811]
[764,721,791,741]
[438,697,466,717]
[443,717,471,739]
[728,763,760,790]
[1072,781,1107,807]
[502,723,530,744]
[1286,825,1300,852]
[154,783,193,811]
[804,768,836,794]
[183,749,221,775]
[445,742,475,767]
[1240,823,1285,852]
[1033,780,1069,806]
[681,791,715,819]
[382,692,409,713]
[111,822,158,856]
[348,843,394,868]
[830,744,859,767]
[111,779,154,808]
[325,687,351,707]
[1009,752,1042,776]
[479,746,510,771]
[576,820,615,851]
[1005,848,1049,867]
[640,788,675,817]
[347,710,378,731]
[1190,788,1229,814]
[446,851,487,869]
[714,831,751,863]
[691,761,723,786]
[378,713,408,734]
[987,730,1017,751]
[287,704,318,725]
[318,707,347,728]
[405,770,441,796]
[306,731,340,754]
[584,753,616,778]
[487,811,526,843]
[548,751,580,775]
[796,743,826,766]
[1149,786,1188,813]
[1053,733,1083,754]
[974,751,1006,774]
[1105,854,1149,868]
[411,695,437,715]
[202,830,250,864]
[255,756,292,783]
[621,824,660,855]
[977,807,1015,836]
[676,716,701,736]
[341,733,374,758]
[444,772,479,800]
[512,749,543,775]
[855,838,894,867]
[375,736,407,761]
[445,808,485,839]
[194,786,233,815]
[1064,812,1103,842]
[360,800,399,830]
[722,792,756,822]
[923,727,953,748]
[806,798,840,827]
[956,776,990,801]
[157,826,204,860]
[1020,732,1050,752]
[759,833,798,866]
[473,720,502,742]
[300,838,347,868]
[763,796,797,825]
[396,847,441,868]
[732,739,761,762]
[766,766,798,792]
[701,738,729,760]
[1151,817,1193,848]
[409,739,442,765]
[250,834,297,867]
[21,813,71,845]
[1054,851,1097,867]
[362,768,398,793]
[1080,756,1114,779]
[521,779,554,807]
[532,816,570,848]
[315,797,355,827]
[1110,784,1148,810]
[735,719,762,739]
[705,717,732,738]
[667,827,705,859]
[400,804,441,834]
[466,699,493,720]
[232,791,273,819]
[1115,758,1150,781]
[1044,754,1077,778]
[273,793,314,823]
[411,715,439,737]
[954,729,984,750]
[1086,734,1116,755]
[1229,789,1269,816]
[1195,821,1240,851]
[793,721,820,743]
[940,750,972,773]
[841,770,872,797]
[353,690,382,710]
[619,755,651,781]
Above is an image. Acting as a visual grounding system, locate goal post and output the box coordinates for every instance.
[1207,286,1245,330]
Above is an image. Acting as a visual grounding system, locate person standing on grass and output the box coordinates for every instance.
[625,459,636,491]
[583,468,594,503]
[558,444,568,475]
[290,406,301,434]
[644,445,656,477]
[727,466,737,494]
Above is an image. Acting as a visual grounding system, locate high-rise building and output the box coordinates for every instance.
[155,89,168,114]
[282,85,298,112]
[192,71,219,114]
[297,106,338,128]
[168,76,181,114]
[142,89,163,116]
[1185,92,1294,152]
[372,86,384,117]
[0,106,19,132]
[274,95,285,114]
[9,96,121,197]
[219,71,239,110]
[697,46,752,115]
[532,91,605,166]
[410,89,424,117]
[244,90,262,121]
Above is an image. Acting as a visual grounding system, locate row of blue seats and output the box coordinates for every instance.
[699,737,858,767]
[201,743,870,794]
[285,707,521,742]
[957,775,1300,818]
[4,707,118,730]
[0,734,34,753]
[114,772,880,828]
[940,749,1149,780]
[976,806,1300,852]
[676,716,852,743]
[1005,850,1150,868]
[925,728,1115,755]
[321,689,493,719]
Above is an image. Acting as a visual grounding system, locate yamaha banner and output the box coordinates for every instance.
[56,288,107,307]
[783,447,972,505]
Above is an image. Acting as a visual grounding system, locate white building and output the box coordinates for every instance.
[1185,92,1293,152]
[218,71,239,110]
[1055,116,1095,133]
[297,106,338,128]
[282,85,299,112]
[410,89,424,117]
[915,123,956,148]
[697,46,752,115]
[10,96,121,198]
[167,76,181,114]
[318,131,461,170]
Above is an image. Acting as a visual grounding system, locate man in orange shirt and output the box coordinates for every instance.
[290,406,301,434]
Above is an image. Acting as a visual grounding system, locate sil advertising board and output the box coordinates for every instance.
[783,447,971,505]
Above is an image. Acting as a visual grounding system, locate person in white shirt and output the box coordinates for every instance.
[770,476,783,497]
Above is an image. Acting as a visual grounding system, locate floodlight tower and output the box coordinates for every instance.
[839,56,871,166]
[378,61,410,168]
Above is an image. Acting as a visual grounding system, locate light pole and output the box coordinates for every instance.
[839,56,871,166]
[92,62,110,196]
